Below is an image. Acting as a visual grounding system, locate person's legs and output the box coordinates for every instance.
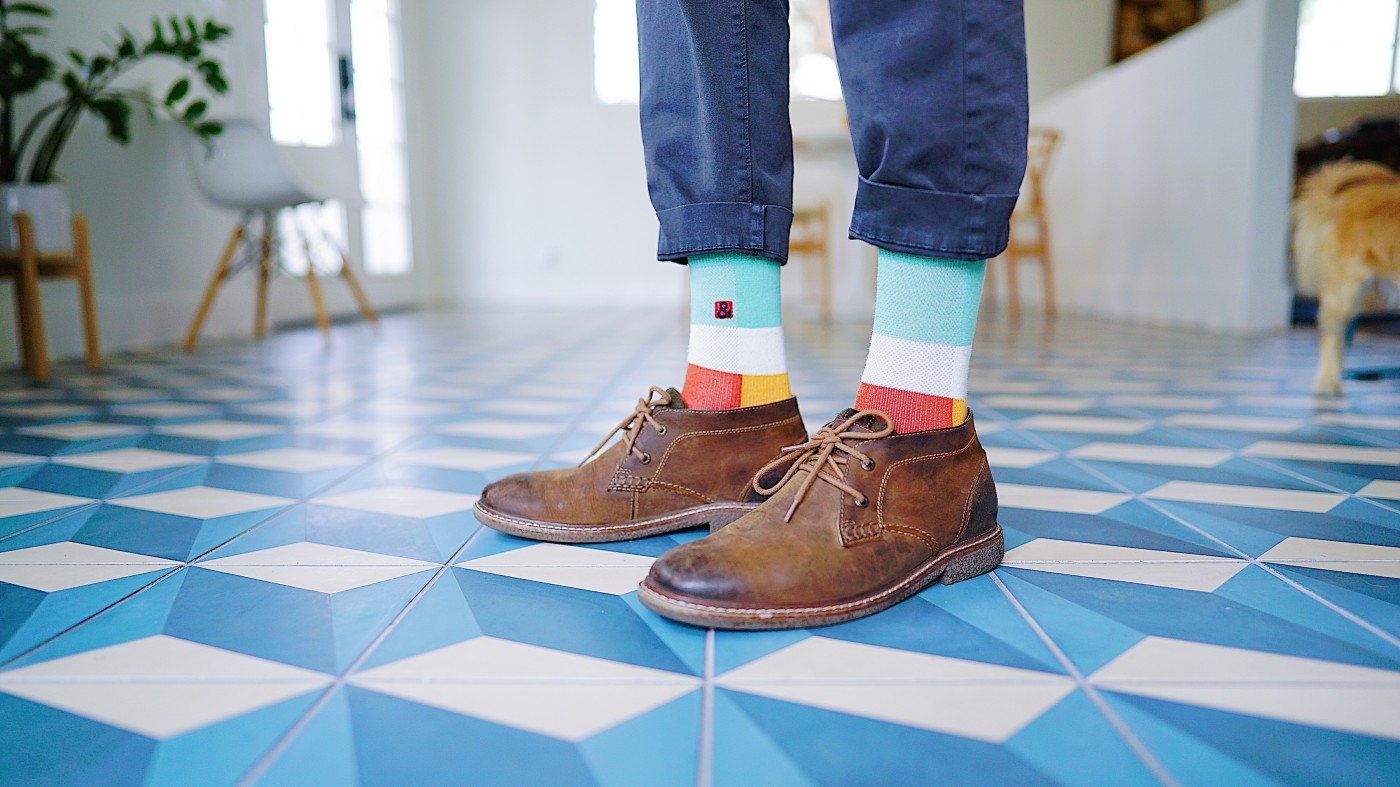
[640,0,1029,628]
[637,0,796,411]
[837,0,1027,432]
[474,0,805,543]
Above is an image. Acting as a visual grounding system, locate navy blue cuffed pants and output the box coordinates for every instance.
[637,0,1029,265]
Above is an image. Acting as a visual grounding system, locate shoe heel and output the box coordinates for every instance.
[937,530,1004,585]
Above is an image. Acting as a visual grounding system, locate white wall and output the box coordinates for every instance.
[1028,0,1299,333]
[1,0,432,368]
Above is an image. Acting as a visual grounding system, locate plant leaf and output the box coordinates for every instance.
[182,99,207,121]
[164,77,190,105]
[6,4,55,18]
[88,97,133,145]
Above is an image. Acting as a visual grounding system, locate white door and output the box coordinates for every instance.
[256,0,412,276]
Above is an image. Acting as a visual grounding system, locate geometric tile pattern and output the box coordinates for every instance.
[2,310,1399,786]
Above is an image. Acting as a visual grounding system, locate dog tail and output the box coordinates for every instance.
[1291,161,1399,297]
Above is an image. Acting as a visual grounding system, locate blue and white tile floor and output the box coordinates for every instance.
[2,308,1400,786]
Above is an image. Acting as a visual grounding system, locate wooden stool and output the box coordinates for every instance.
[183,208,380,351]
[790,203,832,321]
[1,212,101,382]
[991,128,1060,321]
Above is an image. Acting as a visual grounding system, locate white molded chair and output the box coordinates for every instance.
[181,119,378,350]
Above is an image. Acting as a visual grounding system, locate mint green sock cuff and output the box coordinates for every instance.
[872,249,986,347]
[689,252,783,328]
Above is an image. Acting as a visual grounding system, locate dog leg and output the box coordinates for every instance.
[1314,274,1364,396]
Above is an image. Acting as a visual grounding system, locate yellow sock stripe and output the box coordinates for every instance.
[952,399,968,424]
[739,372,791,407]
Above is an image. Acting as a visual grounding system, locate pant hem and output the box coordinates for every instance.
[849,176,1019,261]
[656,202,793,265]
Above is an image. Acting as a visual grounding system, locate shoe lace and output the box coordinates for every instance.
[752,409,894,522]
[580,386,676,467]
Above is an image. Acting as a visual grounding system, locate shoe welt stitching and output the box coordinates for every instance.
[643,525,1002,617]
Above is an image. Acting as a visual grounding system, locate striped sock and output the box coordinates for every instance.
[855,249,986,432]
[682,252,791,410]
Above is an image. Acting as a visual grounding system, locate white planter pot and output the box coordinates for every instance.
[0,183,73,254]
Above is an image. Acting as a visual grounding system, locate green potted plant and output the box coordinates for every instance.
[0,1,230,252]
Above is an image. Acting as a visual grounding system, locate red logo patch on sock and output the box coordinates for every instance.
[714,301,734,319]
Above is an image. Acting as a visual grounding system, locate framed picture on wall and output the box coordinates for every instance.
[1112,0,1203,62]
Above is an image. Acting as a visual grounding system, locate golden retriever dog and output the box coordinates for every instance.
[1292,160,1400,395]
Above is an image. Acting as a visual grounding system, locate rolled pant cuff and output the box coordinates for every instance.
[656,202,794,265]
[848,176,1019,262]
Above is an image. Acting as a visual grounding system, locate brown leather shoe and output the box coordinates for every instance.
[637,409,1003,629]
[473,387,808,543]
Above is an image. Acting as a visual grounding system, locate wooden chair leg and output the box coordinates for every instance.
[337,251,380,326]
[13,213,49,382]
[1006,253,1022,322]
[254,212,274,339]
[298,226,332,339]
[71,216,102,371]
[184,218,246,352]
[1039,220,1056,318]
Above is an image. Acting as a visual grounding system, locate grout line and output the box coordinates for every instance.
[990,572,1182,787]
[696,629,715,787]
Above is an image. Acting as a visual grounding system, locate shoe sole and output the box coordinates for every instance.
[636,525,1005,629]
[473,499,759,544]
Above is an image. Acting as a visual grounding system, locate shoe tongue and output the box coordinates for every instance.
[830,408,890,434]
[662,387,687,409]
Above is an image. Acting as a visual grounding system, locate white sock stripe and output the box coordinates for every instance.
[859,333,972,400]
[687,324,789,376]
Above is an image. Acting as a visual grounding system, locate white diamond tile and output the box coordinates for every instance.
[0,451,43,468]
[359,400,458,419]
[967,380,1051,394]
[1163,413,1303,433]
[1243,440,1400,466]
[1018,415,1153,435]
[216,448,363,473]
[979,395,1094,413]
[51,448,204,474]
[435,420,562,440]
[296,421,418,441]
[457,544,655,595]
[983,447,1057,469]
[1258,537,1400,580]
[110,486,293,519]
[19,422,144,441]
[995,483,1130,515]
[351,636,698,741]
[1066,442,1233,468]
[1002,538,1247,591]
[1234,395,1349,410]
[1144,481,1344,514]
[313,485,479,518]
[1360,480,1400,501]
[199,542,436,593]
[1173,379,1279,394]
[476,401,575,417]
[0,488,93,518]
[397,446,536,471]
[1106,394,1224,411]
[109,403,220,420]
[0,542,179,592]
[154,420,284,441]
[717,637,1074,743]
[0,403,98,419]
[0,635,330,739]
[1090,636,1400,741]
[1314,413,1400,431]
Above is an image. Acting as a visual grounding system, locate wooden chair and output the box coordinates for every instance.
[790,203,832,321]
[1,212,101,382]
[990,128,1060,321]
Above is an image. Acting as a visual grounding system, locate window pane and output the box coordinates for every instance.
[1295,0,1400,97]
[595,0,639,104]
[353,0,413,275]
[265,0,339,146]
[278,201,347,276]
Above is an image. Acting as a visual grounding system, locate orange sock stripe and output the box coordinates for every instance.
[683,364,742,409]
[855,382,963,432]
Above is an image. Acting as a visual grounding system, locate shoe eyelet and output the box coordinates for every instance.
[860,458,875,471]
[640,453,651,464]
[855,496,869,508]
[656,426,667,436]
